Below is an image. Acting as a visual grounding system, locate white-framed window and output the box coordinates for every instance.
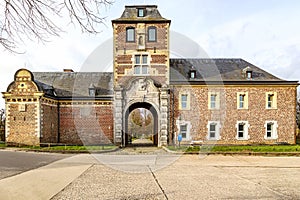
[148,26,157,42]
[207,121,221,140]
[208,92,220,109]
[126,27,135,42]
[266,92,277,109]
[180,124,187,139]
[134,55,149,75]
[236,121,250,140]
[179,92,190,110]
[176,120,192,141]
[264,121,278,140]
[237,92,248,109]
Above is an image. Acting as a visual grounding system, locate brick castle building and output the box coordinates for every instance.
[2,5,298,146]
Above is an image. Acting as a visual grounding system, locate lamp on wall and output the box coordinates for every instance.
[154,47,156,53]
[123,47,126,54]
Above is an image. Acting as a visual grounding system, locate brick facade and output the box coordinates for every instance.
[171,85,297,144]
[2,5,298,147]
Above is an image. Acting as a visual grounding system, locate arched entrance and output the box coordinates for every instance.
[124,102,158,146]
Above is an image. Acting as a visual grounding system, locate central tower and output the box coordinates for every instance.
[112,5,171,146]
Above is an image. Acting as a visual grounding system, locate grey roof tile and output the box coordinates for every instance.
[32,72,113,98]
[169,58,285,83]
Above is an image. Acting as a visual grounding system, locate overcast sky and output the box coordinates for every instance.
[1,0,300,108]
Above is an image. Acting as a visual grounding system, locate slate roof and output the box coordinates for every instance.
[112,5,170,23]
[32,72,113,99]
[31,58,297,99]
[169,58,297,84]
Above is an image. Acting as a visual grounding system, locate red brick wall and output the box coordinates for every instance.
[113,22,170,87]
[171,85,297,144]
[59,103,114,145]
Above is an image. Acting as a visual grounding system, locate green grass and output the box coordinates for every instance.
[0,143,6,148]
[167,145,300,153]
[36,145,117,151]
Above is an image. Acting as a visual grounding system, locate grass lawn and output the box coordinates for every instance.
[33,145,118,151]
[168,145,300,153]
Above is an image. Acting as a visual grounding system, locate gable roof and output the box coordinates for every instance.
[32,72,113,100]
[170,58,297,85]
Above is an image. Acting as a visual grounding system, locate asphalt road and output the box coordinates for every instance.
[0,150,70,179]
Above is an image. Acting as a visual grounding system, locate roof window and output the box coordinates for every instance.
[137,8,145,17]
[242,66,253,80]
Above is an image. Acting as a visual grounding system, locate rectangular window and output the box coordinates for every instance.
[134,55,148,75]
[264,121,278,140]
[209,124,216,138]
[236,121,250,140]
[208,92,220,109]
[210,94,216,109]
[239,94,245,108]
[266,123,272,138]
[207,121,220,140]
[181,94,188,109]
[148,27,157,42]
[237,92,248,109]
[180,125,187,138]
[238,123,244,138]
[266,92,277,109]
[137,8,145,17]
[126,27,135,42]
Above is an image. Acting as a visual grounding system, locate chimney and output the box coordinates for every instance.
[63,69,74,73]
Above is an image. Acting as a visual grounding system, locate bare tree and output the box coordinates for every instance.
[1,0,113,51]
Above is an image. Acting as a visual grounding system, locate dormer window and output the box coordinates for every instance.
[189,67,196,79]
[137,8,145,17]
[89,84,96,96]
[242,66,253,80]
[246,71,252,79]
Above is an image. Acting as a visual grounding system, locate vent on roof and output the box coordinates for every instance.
[63,69,74,73]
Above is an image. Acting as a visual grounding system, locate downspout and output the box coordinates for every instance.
[57,102,60,143]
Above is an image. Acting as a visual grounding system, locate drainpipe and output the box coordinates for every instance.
[57,102,60,143]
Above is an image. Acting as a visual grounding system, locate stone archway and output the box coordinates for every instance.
[124,102,158,146]
[114,77,169,147]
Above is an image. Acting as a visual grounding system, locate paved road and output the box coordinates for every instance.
[1,149,300,199]
[0,150,70,179]
[52,153,300,200]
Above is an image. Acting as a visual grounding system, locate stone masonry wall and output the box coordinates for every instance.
[171,85,297,145]
[6,102,40,146]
